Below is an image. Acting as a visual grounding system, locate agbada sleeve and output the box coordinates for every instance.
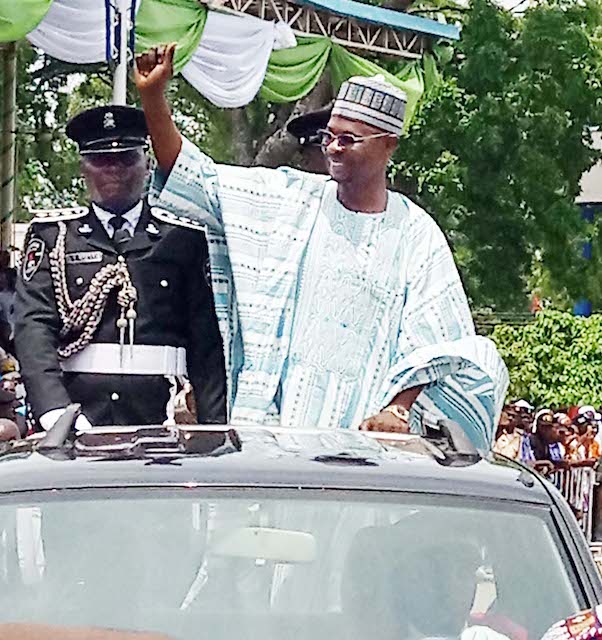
[376,204,508,451]
[148,136,311,230]
[149,137,225,231]
[148,136,325,418]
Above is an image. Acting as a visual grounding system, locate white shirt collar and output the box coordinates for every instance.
[92,201,143,238]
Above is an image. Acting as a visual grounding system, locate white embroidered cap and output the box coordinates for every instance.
[332,74,407,136]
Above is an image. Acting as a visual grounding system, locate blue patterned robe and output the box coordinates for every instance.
[150,137,508,449]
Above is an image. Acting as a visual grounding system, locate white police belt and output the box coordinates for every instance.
[60,344,187,376]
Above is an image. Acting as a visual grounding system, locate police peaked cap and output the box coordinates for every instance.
[287,105,332,146]
[66,105,149,155]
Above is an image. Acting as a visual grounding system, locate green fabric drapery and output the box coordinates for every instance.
[0,0,441,125]
[261,35,433,129]
[0,0,52,42]
[135,0,207,74]
[261,37,332,103]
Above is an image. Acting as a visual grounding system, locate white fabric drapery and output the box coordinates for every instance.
[26,1,296,107]
[182,12,296,108]
[28,0,118,63]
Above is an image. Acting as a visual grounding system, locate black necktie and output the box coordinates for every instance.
[109,216,131,252]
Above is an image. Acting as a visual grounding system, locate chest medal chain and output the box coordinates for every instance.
[48,221,138,363]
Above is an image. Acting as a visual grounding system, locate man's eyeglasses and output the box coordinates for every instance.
[316,128,394,149]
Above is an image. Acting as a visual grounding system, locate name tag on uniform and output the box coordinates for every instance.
[65,251,103,265]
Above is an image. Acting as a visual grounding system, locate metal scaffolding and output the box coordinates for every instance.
[205,0,458,58]
[1,0,454,252]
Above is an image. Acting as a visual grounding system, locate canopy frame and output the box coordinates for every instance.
[207,0,459,58]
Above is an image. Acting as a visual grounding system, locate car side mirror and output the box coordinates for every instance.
[541,606,602,640]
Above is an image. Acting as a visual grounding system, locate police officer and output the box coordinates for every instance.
[14,106,227,430]
[286,105,332,174]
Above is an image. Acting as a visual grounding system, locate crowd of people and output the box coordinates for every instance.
[0,251,26,441]
[494,401,602,473]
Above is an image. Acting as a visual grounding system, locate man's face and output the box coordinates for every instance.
[80,148,148,213]
[558,424,576,446]
[322,115,397,187]
[540,422,562,444]
[502,409,520,433]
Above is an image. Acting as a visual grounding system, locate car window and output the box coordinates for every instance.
[0,489,581,640]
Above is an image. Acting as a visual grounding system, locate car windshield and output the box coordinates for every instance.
[0,489,581,640]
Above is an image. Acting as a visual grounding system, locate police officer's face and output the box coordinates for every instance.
[80,148,149,213]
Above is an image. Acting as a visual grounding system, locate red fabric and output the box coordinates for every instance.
[567,406,580,420]
[470,613,529,640]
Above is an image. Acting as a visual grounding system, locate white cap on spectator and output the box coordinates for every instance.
[579,405,596,419]
[532,408,554,433]
[513,399,533,411]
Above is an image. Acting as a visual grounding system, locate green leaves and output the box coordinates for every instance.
[395,0,602,310]
[491,310,602,405]
[13,44,86,214]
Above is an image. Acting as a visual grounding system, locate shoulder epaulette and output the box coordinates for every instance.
[151,207,207,232]
[29,207,88,224]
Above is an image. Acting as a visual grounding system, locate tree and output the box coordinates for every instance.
[12,44,87,215]
[394,0,602,310]
[11,42,232,211]
[12,0,602,314]
[491,310,602,407]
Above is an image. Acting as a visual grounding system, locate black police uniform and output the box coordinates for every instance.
[14,106,227,427]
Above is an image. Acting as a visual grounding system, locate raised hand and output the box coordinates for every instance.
[134,42,182,175]
[134,43,176,96]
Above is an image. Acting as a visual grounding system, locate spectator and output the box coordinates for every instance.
[570,415,601,462]
[0,267,17,348]
[560,423,581,462]
[578,406,602,452]
[493,409,522,460]
[554,412,572,428]
[582,423,601,460]
[512,399,534,432]
[0,250,11,271]
[520,409,565,472]
[0,385,23,440]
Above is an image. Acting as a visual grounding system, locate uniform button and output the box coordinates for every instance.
[75,277,84,286]
[160,279,169,287]
[111,392,120,401]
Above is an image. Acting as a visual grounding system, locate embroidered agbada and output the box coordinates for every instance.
[150,137,508,449]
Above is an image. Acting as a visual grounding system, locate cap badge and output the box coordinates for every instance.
[103,112,116,130]
[146,222,160,236]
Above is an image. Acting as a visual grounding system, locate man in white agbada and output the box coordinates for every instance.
[134,45,508,449]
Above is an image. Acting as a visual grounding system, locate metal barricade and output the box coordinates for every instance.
[590,543,602,573]
[549,466,597,541]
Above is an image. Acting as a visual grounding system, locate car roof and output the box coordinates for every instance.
[0,425,551,505]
